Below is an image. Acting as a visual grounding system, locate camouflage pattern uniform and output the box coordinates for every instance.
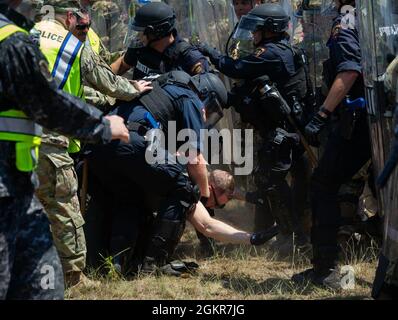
[33,4,88,277]
[0,7,112,299]
[81,43,140,108]
[35,144,86,274]
[33,0,116,277]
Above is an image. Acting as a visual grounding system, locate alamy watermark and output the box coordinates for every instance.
[40,264,55,290]
[340,265,355,290]
[144,122,254,176]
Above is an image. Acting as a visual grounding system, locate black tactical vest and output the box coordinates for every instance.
[131,38,192,80]
[138,71,193,135]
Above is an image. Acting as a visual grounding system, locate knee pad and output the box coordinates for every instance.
[146,219,186,265]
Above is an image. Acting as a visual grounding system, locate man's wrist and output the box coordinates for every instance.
[319,105,332,119]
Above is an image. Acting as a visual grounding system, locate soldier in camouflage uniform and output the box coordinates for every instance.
[77,9,152,109]
[33,0,132,288]
[0,0,128,299]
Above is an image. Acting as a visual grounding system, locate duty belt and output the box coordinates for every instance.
[127,121,151,136]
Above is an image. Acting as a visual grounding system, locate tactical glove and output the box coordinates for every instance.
[196,43,218,60]
[250,225,279,246]
[305,112,329,147]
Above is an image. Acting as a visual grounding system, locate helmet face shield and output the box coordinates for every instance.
[203,93,224,129]
[232,15,264,43]
[126,30,145,49]
[238,14,265,33]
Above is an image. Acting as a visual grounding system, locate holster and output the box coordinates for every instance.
[338,105,364,140]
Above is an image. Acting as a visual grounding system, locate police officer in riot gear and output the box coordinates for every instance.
[198,3,312,250]
[292,0,372,289]
[0,0,128,299]
[87,71,276,275]
[111,1,209,79]
[226,0,264,59]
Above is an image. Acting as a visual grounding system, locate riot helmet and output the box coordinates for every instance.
[232,3,290,46]
[190,73,228,128]
[131,2,176,40]
[243,3,290,33]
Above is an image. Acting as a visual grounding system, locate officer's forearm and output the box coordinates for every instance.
[110,55,131,76]
[188,201,251,244]
[85,67,139,101]
[187,153,210,198]
[323,71,359,113]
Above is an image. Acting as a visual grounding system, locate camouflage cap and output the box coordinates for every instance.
[43,0,82,12]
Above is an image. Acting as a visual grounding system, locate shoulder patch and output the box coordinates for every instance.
[191,62,203,75]
[255,47,267,57]
[331,24,342,39]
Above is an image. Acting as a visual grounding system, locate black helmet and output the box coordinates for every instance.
[243,3,290,33]
[190,73,228,128]
[131,2,176,40]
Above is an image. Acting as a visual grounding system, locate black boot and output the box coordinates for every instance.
[140,219,186,276]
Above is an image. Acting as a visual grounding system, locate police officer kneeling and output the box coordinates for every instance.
[87,71,277,274]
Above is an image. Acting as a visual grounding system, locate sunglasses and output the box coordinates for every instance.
[211,186,226,209]
[76,23,91,31]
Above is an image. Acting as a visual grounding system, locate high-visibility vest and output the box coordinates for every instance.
[0,15,43,172]
[35,19,84,153]
[87,28,100,55]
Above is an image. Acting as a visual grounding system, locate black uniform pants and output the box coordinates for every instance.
[87,132,192,268]
[254,130,309,237]
[311,114,371,270]
[0,194,64,299]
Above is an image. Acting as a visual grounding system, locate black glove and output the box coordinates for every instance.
[305,112,329,147]
[196,42,218,59]
[250,225,279,246]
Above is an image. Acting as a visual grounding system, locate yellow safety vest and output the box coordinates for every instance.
[35,19,84,153]
[87,28,100,55]
[0,15,43,172]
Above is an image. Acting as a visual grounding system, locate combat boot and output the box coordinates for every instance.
[139,218,186,277]
[65,271,101,289]
[291,267,346,290]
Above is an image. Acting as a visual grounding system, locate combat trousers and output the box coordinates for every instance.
[311,114,371,270]
[0,194,64,299]
[254,130,309,239]
[36,144,86,275]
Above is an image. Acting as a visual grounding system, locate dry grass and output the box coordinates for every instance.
[66,201,378,300]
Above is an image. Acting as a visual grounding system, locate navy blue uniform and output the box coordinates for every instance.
[0,10,113,299]
[310,15,371,271]
[208,37,296,84]
[204,36,309,241]
[124,33,209,80]
[85,84,205,270]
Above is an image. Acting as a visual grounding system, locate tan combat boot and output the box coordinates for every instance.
[65,271,101,289]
